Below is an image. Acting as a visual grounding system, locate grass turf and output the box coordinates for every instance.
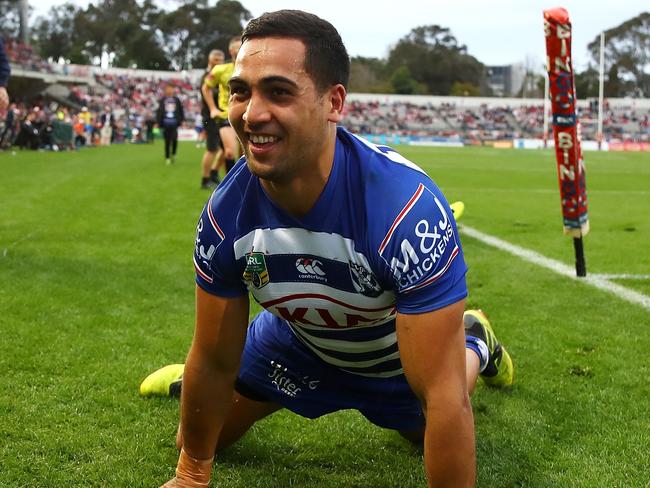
[1,142,648,487]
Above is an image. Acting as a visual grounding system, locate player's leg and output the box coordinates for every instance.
[202,121,222,188]
[142,311,343,452]
[463,309,514,388]
[146,369,284,453]
[211,149,225,183]
[164,128,172,163]
[396,310,512,443]
[218,123,239,172]
[171,128,178,162]
[387,352,475,443]
[175,391,283,454]
[201,149,218,188]
[465,348,481,396]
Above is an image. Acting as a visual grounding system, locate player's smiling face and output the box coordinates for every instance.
[228,37,343,184]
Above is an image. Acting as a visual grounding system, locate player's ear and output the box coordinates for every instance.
[326,84,346,123]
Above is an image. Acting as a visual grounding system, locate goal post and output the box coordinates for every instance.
[543,7,589,277]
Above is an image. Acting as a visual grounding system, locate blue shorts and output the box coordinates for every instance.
[235,311,425,432]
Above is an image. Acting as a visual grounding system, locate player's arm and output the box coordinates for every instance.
[396,299,476,488]
[202,67,222,119]
[167,285,249,486]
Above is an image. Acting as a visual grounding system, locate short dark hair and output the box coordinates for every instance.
[241,10,350,92]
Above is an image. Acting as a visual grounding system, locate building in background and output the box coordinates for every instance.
[487,63,525,97]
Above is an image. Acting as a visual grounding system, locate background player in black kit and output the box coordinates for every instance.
[157,84,185,165]
[200,50,225,189]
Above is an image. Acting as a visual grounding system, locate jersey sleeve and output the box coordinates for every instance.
[203,64,224,89]
[193,194,247,297]
[376,182,468,314]
[203,64,221,88]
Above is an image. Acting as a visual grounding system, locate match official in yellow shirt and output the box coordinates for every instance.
[201,36,242,173]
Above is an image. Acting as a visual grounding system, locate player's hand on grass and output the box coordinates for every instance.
[160,449,213,487]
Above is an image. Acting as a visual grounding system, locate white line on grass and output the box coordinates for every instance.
[592,274,650,280]
[460,225,650,312]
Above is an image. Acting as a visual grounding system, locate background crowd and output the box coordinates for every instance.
[1,37,649,152]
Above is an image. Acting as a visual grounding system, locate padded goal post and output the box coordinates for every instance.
[543,7,589,277]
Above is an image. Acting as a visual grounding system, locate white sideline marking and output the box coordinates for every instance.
[592,274,650,281]
[460,225,650,312]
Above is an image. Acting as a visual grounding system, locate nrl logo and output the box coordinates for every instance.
[349,261,382,297]
[243,251,270,289]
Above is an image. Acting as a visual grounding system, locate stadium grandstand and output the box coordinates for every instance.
[1,34,648,152]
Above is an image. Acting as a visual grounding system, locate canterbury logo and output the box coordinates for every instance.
[295,258,326,276]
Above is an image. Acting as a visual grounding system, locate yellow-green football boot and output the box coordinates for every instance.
[450,201,465,221]
[464,310,514,387]
[139,364,184,397]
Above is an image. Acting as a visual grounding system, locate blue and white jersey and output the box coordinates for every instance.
[162,97,180,127]
[193,127,467,378]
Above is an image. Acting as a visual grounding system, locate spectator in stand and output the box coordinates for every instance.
[145,111,156,143]
[79,106,93,145]
[4,38,53,74]
[156,84,185,165]
[16,110,42,150]
[99,106,114,145]
[73,114,87,148]
[0,37,10,111]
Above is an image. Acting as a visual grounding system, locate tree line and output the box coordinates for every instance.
[0,0,648,97]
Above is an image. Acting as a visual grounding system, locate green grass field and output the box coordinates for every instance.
[1,142,649,487]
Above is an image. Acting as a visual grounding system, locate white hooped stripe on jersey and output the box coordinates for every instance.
[276,315,395,332]
[292,327,404,377]
[349,132,426,175]
[254,282,395,319]
[260,292,395,313]
[290,325,397,353]
[343,367,404,378]
[233,227,373,267]
[290,330,401,369]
